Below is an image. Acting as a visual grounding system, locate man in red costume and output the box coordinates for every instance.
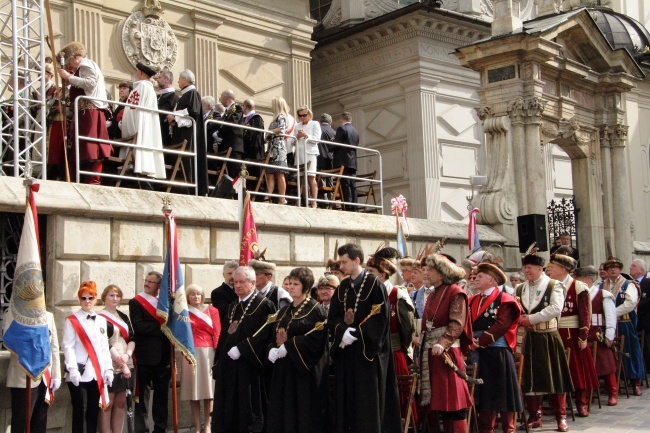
[420,253,473,433]
[58,41,111,184]
[470,263,522,433]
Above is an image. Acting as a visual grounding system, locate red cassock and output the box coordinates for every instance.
[421,284,473,412]
[189,305,221,349]
[558,281,599,391]
[587,290,617,376]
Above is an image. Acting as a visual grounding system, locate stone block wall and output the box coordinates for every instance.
[0,176,506,431]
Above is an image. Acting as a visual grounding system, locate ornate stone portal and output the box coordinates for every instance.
[121,0,178,72]
[456,8,644,267]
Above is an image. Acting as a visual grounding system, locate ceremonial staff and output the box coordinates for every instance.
[44,0,70,181]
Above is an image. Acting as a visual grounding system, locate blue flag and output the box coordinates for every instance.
[156,213,196,366]
[397,222,408,258]
[4,187,51,380]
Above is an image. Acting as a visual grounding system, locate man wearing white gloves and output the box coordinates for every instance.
[328,243,402,433]
[211,266,276,433]
[6,310,61,433]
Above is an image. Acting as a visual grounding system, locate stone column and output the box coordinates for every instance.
[401,76,440,220]
[609,124,633,266]
[524,97,548,215]
[191,11,222,98]
[599,125,615,249]
[507,98,527,213]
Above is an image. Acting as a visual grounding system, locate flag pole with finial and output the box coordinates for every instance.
[23,160,34,433]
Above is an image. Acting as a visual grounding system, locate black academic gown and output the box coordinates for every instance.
[172,86,208,196]
[158,90,179,147]
[264,299,328,433]
[211,282,238,330]
[212,293,276,433]
[329,272,402,433]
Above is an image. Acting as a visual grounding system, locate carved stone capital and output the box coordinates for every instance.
[557,117,591,144]
[599,125,611,148]
[507,97,525,123]
[613,124,629,139]
[524,97,546,120]
[475,106,493,122]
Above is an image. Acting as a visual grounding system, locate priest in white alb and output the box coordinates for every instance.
[121,62,166,179]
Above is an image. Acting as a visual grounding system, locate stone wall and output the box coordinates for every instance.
[0,176,505,431]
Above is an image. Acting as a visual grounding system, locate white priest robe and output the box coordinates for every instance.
[122,79,166,179]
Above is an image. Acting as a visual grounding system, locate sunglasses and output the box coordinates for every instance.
[297,113,309,118]
[80,296,95,301]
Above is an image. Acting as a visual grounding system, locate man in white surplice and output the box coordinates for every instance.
[121,62,166,179]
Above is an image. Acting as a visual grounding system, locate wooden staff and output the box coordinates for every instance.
[44,0,70,182]
[170,343,178,433]
[25,376,31,433]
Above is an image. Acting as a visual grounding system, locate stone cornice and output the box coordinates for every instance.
[312,13,488,68]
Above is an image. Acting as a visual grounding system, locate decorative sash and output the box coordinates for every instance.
[43,367,54,404]
[99,311,130,342]
[134,294,165,325]
[189,306,218,348]
[471,289,500,321]
[67,315,110,409]
[418,326,460,406]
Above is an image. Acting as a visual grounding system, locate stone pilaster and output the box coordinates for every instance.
[507,97,527,213]
[599,125,615,246]
[191,11,223,98]
[288,36,315,111]
[73,3,102,64]
[609,124,633,266]
[401,76,440,220]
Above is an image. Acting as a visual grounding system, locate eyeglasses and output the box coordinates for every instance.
[297,113,309,118]
[318,286,335,290]
[144,279,160,285]
[80,296,95,301]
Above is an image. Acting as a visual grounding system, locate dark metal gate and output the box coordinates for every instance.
[547,196,580,253]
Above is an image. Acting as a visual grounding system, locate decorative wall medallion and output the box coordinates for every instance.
[122,2,178,72]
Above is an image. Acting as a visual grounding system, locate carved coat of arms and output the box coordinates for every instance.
[122,9,178,73]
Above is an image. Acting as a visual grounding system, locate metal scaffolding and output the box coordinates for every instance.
[0,0,46,179]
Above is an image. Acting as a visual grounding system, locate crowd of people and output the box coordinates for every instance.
[20,41,364,209]
[7,238,650,433]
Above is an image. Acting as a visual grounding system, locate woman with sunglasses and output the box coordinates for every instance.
[62,281,113,433]
[293,105,321,208]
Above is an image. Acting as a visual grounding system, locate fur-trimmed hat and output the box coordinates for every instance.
[58,41,86,65]
[367,247,400,277]
[549,247,577,272]
[44,63,54,75]
[317,274,340,288]
[475,263,507,286]
[326,258,341,273]
[574,266,599,279]
[136,62,157,78]
[521,243,545,267]
[249,259,276,275]
[399,257,420,271]
[603,256,623,270]
[425,254,466,284]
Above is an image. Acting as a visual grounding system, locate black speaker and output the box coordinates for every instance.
[517,214,548,253]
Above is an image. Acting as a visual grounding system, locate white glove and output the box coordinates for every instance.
[104,370,114,387]
[339,328,358,348]
[228,346,241,360]
[51,379,61,392]
[277,344,287,359]
[68,368,80,387]
[268,348,279,363]
[118,121,122,130]
[212,131,219,140]
[106,120,112,128]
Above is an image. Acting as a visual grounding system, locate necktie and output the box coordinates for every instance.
[478,294,488,312]
[87,315,96,320]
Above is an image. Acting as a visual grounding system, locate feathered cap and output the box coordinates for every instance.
[58,41,86,65]
[603,255,623,270]
[317,274,340,288]
[367,246,400,277]
[249,247,275,274]
[549,246,577,272]
[521,242,545,267]
[475,263,507,286]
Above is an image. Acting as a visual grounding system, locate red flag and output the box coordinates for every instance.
[240,192,258,265]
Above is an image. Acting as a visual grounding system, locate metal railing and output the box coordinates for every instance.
[73,96,199,194]
[205,118,383,212]
[204,118,301,204]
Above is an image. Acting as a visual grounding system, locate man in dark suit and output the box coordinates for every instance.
[218,89,245,178]
[632,259,650,368]
[210,260,239,329]
[129,271,171,433]
[242,99,265,186]
[156,70,179,147]
[333,111,359,210]
[249,259,292,310]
